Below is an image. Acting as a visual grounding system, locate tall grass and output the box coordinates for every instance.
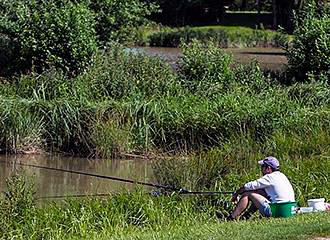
[0,41,329,157]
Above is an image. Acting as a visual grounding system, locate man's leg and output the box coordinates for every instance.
[240,203,258,220]
[231,190,269,219]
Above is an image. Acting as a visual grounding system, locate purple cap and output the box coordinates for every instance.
[258,156,280,170]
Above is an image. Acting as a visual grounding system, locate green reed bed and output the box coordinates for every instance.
[148,26,290,48]
[0,41,329,157]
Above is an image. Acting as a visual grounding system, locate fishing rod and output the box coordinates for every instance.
[0,160,234,197]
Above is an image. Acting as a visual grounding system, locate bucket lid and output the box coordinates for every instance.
[307,198,325,203]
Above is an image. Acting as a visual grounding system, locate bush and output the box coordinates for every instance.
[77,46,180,100]
[89,0,158,44]
[178,40,234,97]
[0,0,98,76]
[286,2,330,83]
[233,60,273,93]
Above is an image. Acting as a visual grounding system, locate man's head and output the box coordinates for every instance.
[258,156,280,174]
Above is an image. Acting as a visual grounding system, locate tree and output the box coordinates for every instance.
[286,0,330,82]
[89,0,158,43]
[0,0,98,75]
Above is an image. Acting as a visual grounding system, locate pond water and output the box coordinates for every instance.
[128,47,287,71]
[0,155,154,200]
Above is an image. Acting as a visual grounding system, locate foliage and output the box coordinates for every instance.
[178,40,234,96]
[77,47,179,100]
[1,37,330,156]
[153,149,231,191]
[0,172,36,238]
[148,26,290,48]
[89,0,158,44]
[0,0,98,76]
[286,1,330,83]
[91,116,133,158]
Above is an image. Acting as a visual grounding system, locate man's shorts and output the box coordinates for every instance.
[259,199,272,217]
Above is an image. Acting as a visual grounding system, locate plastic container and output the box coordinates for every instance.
[299,207,314,213]
[307,198,326,212]
[270,202,297,218]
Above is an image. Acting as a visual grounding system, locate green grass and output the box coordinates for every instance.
[193,25,272,31]
[147,25,290,48]
[1,173,329,240]
[116,213,330,240]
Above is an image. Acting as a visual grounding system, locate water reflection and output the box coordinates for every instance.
[0,155,154,199]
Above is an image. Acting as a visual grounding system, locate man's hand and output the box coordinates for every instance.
[231,186,245,203]
[231,192,239,203]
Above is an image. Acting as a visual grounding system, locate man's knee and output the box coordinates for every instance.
[242,191,261,198]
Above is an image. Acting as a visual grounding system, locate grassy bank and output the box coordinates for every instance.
[146,26,290,48]
[0,170,329,240]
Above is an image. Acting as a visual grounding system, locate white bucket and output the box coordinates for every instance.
[307,198,326,212]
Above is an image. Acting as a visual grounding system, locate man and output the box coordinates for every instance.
[221,156,295,220]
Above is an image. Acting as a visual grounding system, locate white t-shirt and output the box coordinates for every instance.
[244,171,295,203]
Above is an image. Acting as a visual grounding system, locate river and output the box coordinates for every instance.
[0,155,154,200]
[128,47,287,71]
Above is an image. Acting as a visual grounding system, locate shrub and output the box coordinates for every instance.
[233,60,272,93]
[286,2,330,83]
[178,40,234,97]
[0,0,98,76]
[91,117,133,158]
[89,0,158,44]
[0,97,45,153]
[286,81,330,106]
[77,46,180,100]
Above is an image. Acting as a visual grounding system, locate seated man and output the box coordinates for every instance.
[223,156,295,220]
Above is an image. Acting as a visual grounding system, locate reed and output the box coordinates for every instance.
[0,41,329,157]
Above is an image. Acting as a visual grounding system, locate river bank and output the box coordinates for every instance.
[1,169,329,239]
[0,41,329,158]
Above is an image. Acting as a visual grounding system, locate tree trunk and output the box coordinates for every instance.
[272,0,278,29]
[242,0,247,9]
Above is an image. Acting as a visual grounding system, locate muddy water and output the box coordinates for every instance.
[0,155,154,199]
[129,47,287,71]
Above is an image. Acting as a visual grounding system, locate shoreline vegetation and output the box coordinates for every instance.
[145,26,290,48]
[0,39,329,158]
[0,1,329,239]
